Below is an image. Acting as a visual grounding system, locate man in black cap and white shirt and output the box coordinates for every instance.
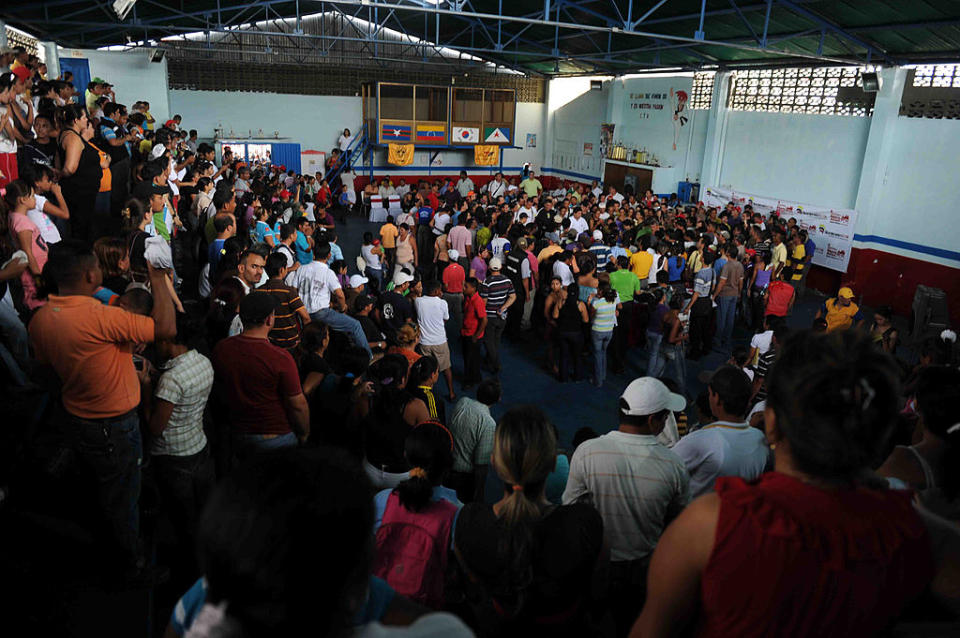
[563,377,690,634]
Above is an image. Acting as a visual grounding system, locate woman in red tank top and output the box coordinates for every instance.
[763,266,795,318]
[631,331,949,638]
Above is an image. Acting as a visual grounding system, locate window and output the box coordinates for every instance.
[727,66,874,116]
[690,71,714,110]
[452,88,483,121]
[911,64,960,88]
[484,89,515,124]
[901,65,960,119]
[415,86,448,122]
[5,27,39,57]
[379,84,414,120]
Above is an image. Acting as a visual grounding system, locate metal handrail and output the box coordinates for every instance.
[324,123,368,185]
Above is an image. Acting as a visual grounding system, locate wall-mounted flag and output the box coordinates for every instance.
[416,124,447,142]
[475,145,499,166]
[484,127,510,143]
[381,124,411,142]
[452,126,480,143]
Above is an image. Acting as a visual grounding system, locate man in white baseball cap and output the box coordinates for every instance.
[563,376,690,634]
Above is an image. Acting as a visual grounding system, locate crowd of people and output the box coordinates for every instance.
[0,54,959,637]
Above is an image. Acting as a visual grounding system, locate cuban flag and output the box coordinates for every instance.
[452,126,479,143]
[382,124,411,141]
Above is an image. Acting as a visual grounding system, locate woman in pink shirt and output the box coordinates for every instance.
[3,180,48,310]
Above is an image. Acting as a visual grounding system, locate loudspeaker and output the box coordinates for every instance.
[861,71,880,93]
[149,49,165,63]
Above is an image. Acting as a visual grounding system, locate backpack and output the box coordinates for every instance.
[373,490,458,609]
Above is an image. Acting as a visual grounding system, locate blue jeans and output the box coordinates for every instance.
[0,293,28,362]
[236,432,298,452]
[716,295,737,347]
[312,308,373,357]
[660,342,687,397]
[365,266,383,293]
[67,409,143,568]
[592,330,613,386]
[646,330,664,376]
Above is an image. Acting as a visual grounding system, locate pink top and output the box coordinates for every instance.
[10,212,49,309]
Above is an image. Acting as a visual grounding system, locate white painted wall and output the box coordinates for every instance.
[168,89,545,174]
[549,82,607,178]
[716,110,871,209]
[57,48,171,122]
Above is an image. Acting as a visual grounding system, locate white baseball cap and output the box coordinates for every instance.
[620,377,686,416]
[447,248,459,261]
[592,229,603,241]
[393,271,414,286]
[488,256,503,270]
[349,274,368,288]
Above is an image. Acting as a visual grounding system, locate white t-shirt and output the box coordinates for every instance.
[563,431,690,562]
[553,260,574,286]
[338,134,353,151]
[433,212,450,235]
[750,330,774,357]
[27,194,62,244]
[361,244,381,270]
[569,215,589,236]
[354,612,474,638]
[671,422,770,497]
[610,192,624,203]
[647,251,665,286]
[487,179,506,199]
[291,261,341,314]
[414,296,449,346]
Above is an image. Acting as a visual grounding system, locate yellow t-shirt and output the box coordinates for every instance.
[379,223,399,249]
[538,244,563,263]
[629,250,654,279]
[771,242,788,271]
[788,244,806,280]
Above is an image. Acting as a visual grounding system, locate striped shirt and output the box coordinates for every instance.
[591,296,619,332]
[563,431,690,562]
[479,274,515,317]
[260,279,306,350]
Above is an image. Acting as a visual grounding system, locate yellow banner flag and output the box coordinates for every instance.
[388,143,414,166]
[474,145,499,166]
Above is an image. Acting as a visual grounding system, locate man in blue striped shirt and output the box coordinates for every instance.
[479,257,515,374]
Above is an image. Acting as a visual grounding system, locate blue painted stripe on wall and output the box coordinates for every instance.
[853,234,960,263]
[369,166,522,172]
[541,167,602,181]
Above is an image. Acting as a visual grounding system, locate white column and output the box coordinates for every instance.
[0,21,7,49]
[42,42,60,78]
[698,71,732,189]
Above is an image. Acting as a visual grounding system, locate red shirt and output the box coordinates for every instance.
[699,473,933,638]
[442,262,466,293]
[212,334,303,435]
[766,280,794,317]
[461,292,486,338]
[427,192,440,212]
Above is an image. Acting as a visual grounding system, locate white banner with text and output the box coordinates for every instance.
[702,186,858,272]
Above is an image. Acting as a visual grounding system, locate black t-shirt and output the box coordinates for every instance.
[454,502,603,631]
[378,291,413,338]
[357,315,384,344]
[299,352,332,383]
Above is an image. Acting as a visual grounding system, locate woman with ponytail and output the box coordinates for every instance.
[632,331,945,638]
[454,406,605,637]
[405,354,445,426]
[372,420,461,608]
[55,104,102,240]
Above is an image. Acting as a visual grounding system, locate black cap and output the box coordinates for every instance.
[356,294,375,309]
[239,291,278,326]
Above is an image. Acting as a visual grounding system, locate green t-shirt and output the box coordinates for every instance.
[519,178,542,198]
[609,269,641,303]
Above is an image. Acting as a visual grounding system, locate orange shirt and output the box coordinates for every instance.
[88,140,112,192]
[380,223,399,249]
[29,295,155,419]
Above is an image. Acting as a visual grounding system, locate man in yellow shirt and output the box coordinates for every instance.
[786,234,806,284]
[629,246,654,284]
[770,230,788,278]
[538,232,563,263]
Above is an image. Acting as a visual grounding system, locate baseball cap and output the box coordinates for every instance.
[356,294,375,309]
[620,377,686,416]
[280,189,291,198]
[592,229,603,241]
[545,231,560,243]
[393,271,414,286]
[447,248,460,261]
[516,238,528,249]
[91,76,107,84]
[239,291,279,325]
[489,256,502,270]
[150,144,168,159]
[11,66,30,82]
[349,274,368,288]
[838,286,855,299]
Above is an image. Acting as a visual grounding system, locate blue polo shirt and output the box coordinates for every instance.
[294,231,312,265]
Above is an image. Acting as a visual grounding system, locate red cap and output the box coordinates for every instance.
[280,165,286,171]
[280,189,291,198]
[373,239,381,246]
[746,248,757,257]
[11,66,30,82]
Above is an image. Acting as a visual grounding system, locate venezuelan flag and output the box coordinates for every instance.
[416,124,446,142]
